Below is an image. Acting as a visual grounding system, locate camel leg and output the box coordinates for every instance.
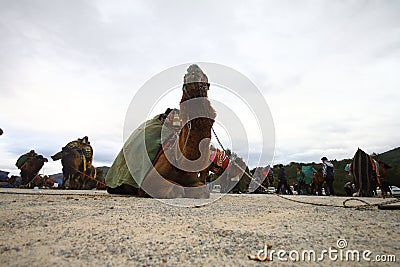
[199,169,208,184]
[62,176,68,189]
[61,167,69,189]
[68,174,74,189]
[74,173,82,190]
[141,168,185,199]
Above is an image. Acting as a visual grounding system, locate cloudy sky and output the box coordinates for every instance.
[1,0,399,176]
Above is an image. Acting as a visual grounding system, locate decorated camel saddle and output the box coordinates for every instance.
[208,147,229,175]
[52,137,93,171]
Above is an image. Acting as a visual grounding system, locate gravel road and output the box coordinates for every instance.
[1,189,399,266]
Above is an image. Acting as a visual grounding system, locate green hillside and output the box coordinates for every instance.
[374,147,400,186]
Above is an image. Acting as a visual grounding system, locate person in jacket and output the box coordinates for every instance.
[296,166,308,195]
[321,156,335,196]
[276,164,292,194]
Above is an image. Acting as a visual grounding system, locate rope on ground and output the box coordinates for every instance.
[343,197,400,210]
[274,193,400,210]
[274,194,344,208]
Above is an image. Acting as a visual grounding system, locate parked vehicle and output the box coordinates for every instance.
[267,187,275,193]
[213,184,221,193]
[375,186,400,197]
[390,186,400,197]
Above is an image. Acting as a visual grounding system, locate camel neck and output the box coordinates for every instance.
[178,97,216,162]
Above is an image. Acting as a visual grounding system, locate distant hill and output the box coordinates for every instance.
[374,147,400,163]
[95,166,110,181]
[374,147,400,186]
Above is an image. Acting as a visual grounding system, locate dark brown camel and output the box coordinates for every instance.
[377,161,392,196]
[351,148,392,197]
[27,175,54,188]
[252,166,274,194]
[219,156,252,193]
[58,147,97,190]
[60,147,81,189]
[145,69,215,198]
[311,168,325,195]
[118,65,216,198]
[19,155,48,186]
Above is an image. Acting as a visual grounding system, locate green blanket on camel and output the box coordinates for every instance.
[105,115,175,189]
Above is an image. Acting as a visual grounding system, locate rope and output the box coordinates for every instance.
[343,197,400,209]
[212,127,226,152]
[276,194,400,210]
[71,166,107,188]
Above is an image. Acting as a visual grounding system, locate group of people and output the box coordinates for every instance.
[275,156,335,196]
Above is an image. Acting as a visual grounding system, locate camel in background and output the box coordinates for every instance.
[60,147,81,189]
[18,154,48,186]
[351,148,392,197]
[311,169,325,195]
[25,175,54,188]
[219,156,252,193]
[58,147,96,189]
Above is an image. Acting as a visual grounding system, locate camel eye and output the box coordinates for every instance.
[202,83,210,91]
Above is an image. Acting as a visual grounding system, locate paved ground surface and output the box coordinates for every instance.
[0,188,399,266]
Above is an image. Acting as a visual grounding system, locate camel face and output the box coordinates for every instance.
[19,155,48,186]
[38,155,48,163]
[183,82,210,99]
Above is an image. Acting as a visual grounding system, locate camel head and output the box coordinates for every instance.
[183,82,209,99]
[180,64,216,122]
[37,155,48,163]
[182,64,209,100]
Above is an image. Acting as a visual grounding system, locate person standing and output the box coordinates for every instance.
[276,164,292,194]
[321,156,335,196]
[296,166,308,195]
